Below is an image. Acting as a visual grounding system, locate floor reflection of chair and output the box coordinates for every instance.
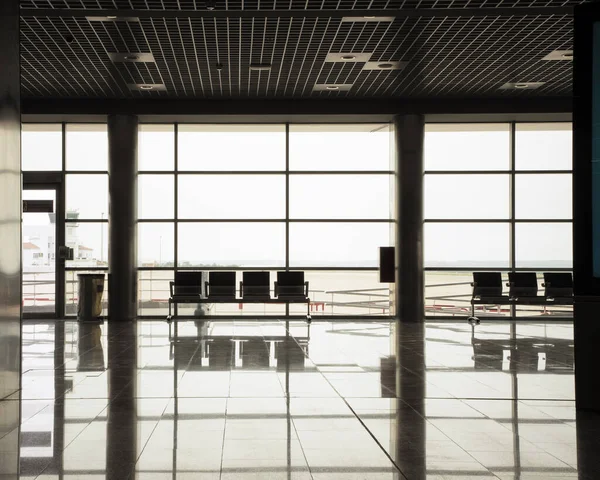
[241,338,270,369]
[275,338,307,371]
[208,338,234,370]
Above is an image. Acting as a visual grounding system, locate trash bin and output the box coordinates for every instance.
[77,273,105,321]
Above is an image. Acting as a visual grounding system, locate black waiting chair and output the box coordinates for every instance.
[275,271,309,299]
[206,271,236,299]
[471,272,507,301]
[507,272,540,299]
[240,271,271,299]
[543,272,573,301]
[173,271,204,297]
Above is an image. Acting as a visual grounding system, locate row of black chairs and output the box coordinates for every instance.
[171,270,309,300]
[469,272,573,323]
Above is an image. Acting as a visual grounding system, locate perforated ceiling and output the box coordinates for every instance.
[19,1,583,99]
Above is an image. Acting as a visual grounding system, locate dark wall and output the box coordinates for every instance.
[0,0,21,473]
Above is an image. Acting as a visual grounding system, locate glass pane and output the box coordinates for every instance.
[66,174,109,219]
[23,189,56,315]
[178,223,285,267]
[424,124,510,171]
[515,223,572,268]
[66,223,108,267]
[178,125,285,171]
[66,271,108,317]
[138,270,173,316]
[425,271,481,318]
[139,124,175,171]
[424,223,510,268]
[290,175,392,219]
[424,174,509,219]
[289,271,391,316]
[66,124,108,171]
[178,175,285,219]
[516,123,572,170]
[515,174,572,219]
[289,223,392,267]
[289,124,391,171]
[138,223,175,267]
[139,175,174,219]
[22,124,62,171]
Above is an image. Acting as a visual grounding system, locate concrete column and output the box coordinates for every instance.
[0,2,21,476]
[108,115,138,321]
[394,114,425,323]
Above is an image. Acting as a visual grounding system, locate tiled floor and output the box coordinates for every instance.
[4,319,600,479]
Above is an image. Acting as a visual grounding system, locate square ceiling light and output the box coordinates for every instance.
[542,50,574,61]
[325,53,372,63]
[363,61,406,71]
[313,84,353,92]
[109,52,155,63]
[341,16,395,22]
[128,83,167,92]
[499,82,545,90]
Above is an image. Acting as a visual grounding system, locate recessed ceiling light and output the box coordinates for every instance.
[313,84,353,92]
[128,83,167,91]
[106,15,118,19]
[542,50,574,61]
[499,81,545,90]
[363,61,406,71]
[109,52,155,63]
[325,52,372,63]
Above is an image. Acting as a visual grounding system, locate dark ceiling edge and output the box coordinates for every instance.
[21,6,574,18]
[21,97,573,117]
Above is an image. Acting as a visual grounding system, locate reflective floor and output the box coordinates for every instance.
[3,319,600,479]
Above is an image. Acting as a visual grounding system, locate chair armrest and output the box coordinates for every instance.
[205,281,209,297]
[304,281,309,298]
[274,281,279,297]
[239,281,243,297]
[169,281,175,297]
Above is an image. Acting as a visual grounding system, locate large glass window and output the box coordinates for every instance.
[178,174,285,219]
[139,125,175,171]
[22,124,62,171]
[424,124,510,171]
[178,125,286,171]
[66,124,108,171]
[424,122,573,319]
[289,175,392,219]
[289,124,392,171]
[178,223,286,268]
[139,175,175,220]
[424,174,509,219]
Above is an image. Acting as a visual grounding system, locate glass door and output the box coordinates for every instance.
[22,177,65,319]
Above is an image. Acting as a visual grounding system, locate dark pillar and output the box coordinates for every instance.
[394,114,425,323]
[108,115,138,321]
[0,0,21,476]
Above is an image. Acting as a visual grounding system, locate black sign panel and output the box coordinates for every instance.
[23,200,54,213]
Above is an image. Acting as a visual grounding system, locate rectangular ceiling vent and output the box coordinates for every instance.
[128,83,167,92]
[341,16,395,23]
[542,50,573,61]
[109,52,155,63]
[363,61,406,71]
[313,84,353,92]
[86,16,140,22]
[325,53,372,63]
[500,82,545,90]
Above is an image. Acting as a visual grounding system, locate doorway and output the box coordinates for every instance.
[22,175,65,319]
